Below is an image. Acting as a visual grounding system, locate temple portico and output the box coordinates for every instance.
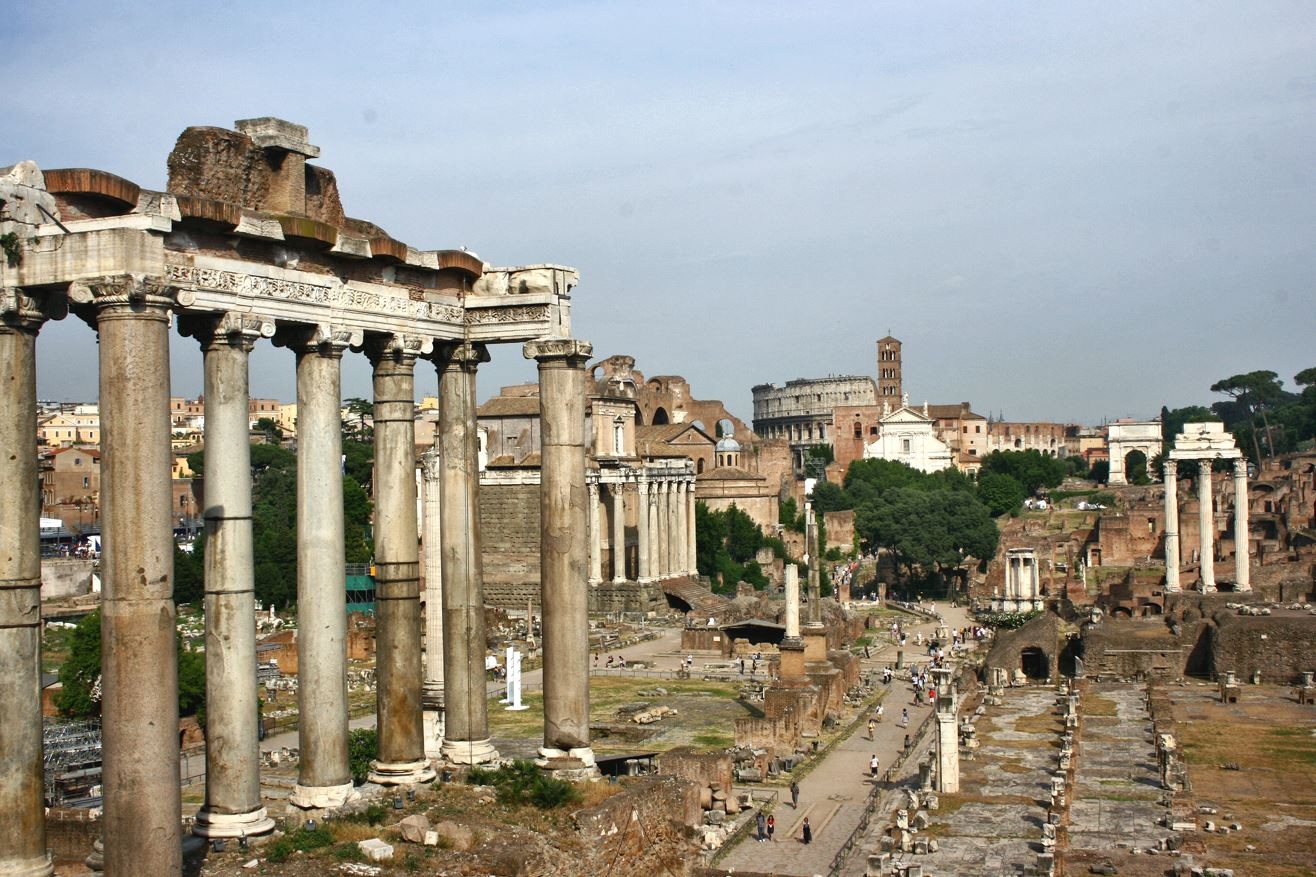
[994,548,1043,612]
[1163,423,1250,593]
[0,120,586,874]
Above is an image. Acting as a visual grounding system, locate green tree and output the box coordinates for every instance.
[54,610,206,719]
[343,397,374,441]
[977,472,1026,516]
[809,480,850,513]
[1090,459,1109,484]
[1124,449,1150,485]
[55,610,102,718]
[173,542,205,605]
[979,450,1066,495]
[1211,371,1286,461]
[254,417,283,444]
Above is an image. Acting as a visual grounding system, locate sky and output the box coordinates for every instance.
[5,2,1313,425]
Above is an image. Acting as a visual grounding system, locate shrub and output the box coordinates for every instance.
[467,760,580,809]
[347,728,378,785]
[265,824,335,863]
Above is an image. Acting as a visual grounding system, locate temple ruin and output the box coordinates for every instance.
[0,118,594,875]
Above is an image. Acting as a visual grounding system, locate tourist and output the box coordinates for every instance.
[606,655,614,668]
[876,704,884,722]
[900,708,909,727]
[867,718,876,740]
[756,812,766,842]
[739,657,745,675]
[790,780,800,808]
[801,816,812,844]
[904,734,911,751]
[766,813,775,842]
[869,754,880,778]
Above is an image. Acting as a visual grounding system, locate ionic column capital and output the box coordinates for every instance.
[523,338,593,366]
[432,341,490,371]
[69,273,194,326]
[0,286,65,332]
[178,311,276,352]
[364,332,433,368]
[419,446,442,482]
[273,323,361,358]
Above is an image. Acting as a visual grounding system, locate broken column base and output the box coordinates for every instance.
[289,781,358,810]
[536,746,601,780]
[422,709,445,759]
[0,853,55,877]
[440,737,498,766]
[368,759,437,786]
[192,806,276,838]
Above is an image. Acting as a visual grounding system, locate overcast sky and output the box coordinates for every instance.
[6,2,1313,425]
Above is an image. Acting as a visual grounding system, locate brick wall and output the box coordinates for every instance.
[1211,613,1316,684]
[479,482,541,608]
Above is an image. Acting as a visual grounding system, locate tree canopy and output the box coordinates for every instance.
[1161,368,1316,464]
[694,501,782,595]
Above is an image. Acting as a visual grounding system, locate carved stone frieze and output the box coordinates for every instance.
[466,304,552,326]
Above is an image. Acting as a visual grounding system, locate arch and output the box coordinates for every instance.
[717,418,734,438]
[1020,647,1049,680]
[1124,449,1149,485]
[652,407,670,425]
[1141,602,1163,616]
[692,419,706,433]
[696,458,705,474]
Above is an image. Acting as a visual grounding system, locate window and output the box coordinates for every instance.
[902,439,911,453]
[613,418,624,455]
[976,425,981,433]
[83,476,89,488]
[854,424,863,438]
[870,426,878,435]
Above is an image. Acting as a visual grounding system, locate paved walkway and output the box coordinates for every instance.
[717,602,972,877]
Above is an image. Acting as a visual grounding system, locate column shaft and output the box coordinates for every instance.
[436,344,496,764]
[193,317,273,837]
[1163,461,1180,592]
[527,340,593,764]
[290,336,352,806]
[610,484,626,583]
[1233,460,1250,591]
[784,564,801,639]
[674,483,688,575]
[636,481,651,582]
[647,485,660,579]
[421,449,444,704]
[0,309,54,877]
[587,482,602,585]
[368,343,432,784]
[686,482,698,576]
[1198,461,1216,592]
[88,280,182,874]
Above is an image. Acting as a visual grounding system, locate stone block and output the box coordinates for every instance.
[423,831,438,847]
[357,838,394,861]
[432,820,475,851]
[398,814,429,844]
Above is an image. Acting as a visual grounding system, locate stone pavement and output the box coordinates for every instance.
[1067,683,1164,855]
[716,603,968,876]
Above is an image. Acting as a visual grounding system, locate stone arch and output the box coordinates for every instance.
[697,458,705,474]
[652,407,670,425]
[1124,449,1149,485]
[1020,646,1049,680]
[717,418,734,438]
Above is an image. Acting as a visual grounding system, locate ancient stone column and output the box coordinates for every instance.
[1232,459,1250,591]
[71,276,187,874]
[932,668,959,793]
[1198,460,1216,592]
[663,482,677,576]
[636,479,652,582]
[674,482,689,576]
[587,481,603,585]
[647,482,661,579]
[420,446,445,758]
[779,564,806,682]
[434,343,497,765]
[805,504,822,625]
[366,336,434,786]
[185,313,275,839]
[1163,460,1181,592]
[610,483,627,583]
[283,326,356,809]
[525,339,596,770]
[0,289,59,877]
[686,480,699,576]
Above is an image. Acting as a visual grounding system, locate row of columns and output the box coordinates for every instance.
[0,274,597,875]
[1163,457,1250,593]
[586,477,697,585]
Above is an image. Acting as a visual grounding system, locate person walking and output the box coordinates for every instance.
[766,813,775,842]
[876,703,884,722]
[900,708,909,727]
[867,718,876,740]
[801,816,812,845]
[756,812,766,842]
[869,754,880,779]
[790,780,800,809]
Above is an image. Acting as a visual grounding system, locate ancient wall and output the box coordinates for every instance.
[41,558,94,599]
[823,509,855,552]
[572,775,702,873]
[1210,612,1316,684]
[46,808,101,867]
[588,582,662,615]
[479,480,542,608]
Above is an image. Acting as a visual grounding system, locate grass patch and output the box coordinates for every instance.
[265,824,335,863]
[468,760,580,809]
[693,732,733,748]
